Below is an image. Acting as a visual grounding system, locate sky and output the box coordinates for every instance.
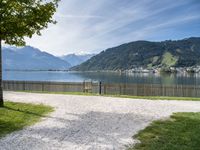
[24,0,200,56]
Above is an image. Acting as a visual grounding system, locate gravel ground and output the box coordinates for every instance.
[1,91,200,150]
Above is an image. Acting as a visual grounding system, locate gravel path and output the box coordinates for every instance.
[1,91,200,150]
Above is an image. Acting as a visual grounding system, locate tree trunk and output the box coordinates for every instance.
[0,39,3,107]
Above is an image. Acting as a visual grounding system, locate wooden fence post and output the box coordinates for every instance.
[99,81,102,95]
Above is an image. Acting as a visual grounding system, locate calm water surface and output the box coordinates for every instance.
[3,71,200,85]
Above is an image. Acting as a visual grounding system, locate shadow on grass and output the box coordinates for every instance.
[2,105,73,125]
[0,102,53,139]
[3,106,47,118]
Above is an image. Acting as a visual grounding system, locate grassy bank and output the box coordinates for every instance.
[14,90,200,101]
[0,101,53,138]
[128,112,200,150]
[115,95,200,101]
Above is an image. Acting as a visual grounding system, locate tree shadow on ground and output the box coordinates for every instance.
[0,110,156,149]
[3,106,47,117]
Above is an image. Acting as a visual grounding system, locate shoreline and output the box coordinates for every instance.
[4,69,200,74]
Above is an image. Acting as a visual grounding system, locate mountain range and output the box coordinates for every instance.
[3,37,200,71]
[60,53,95,67]
[2,46,93,70]
[72,37,200,71]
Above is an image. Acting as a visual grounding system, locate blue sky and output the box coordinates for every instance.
[25,0,200,55]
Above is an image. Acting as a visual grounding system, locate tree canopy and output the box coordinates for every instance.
[0,0,59,46]
[0,0,59,107]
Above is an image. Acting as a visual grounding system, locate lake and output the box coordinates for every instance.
[3,70,200,86]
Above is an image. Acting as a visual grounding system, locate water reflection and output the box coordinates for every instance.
[3,70,200,85]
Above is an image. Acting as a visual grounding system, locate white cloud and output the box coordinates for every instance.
[23,0,200,56]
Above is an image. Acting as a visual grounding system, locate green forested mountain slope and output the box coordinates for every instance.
[72,37,200,71]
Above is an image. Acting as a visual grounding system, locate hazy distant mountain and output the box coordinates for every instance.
[60,54,95,67]
[72,37,200,71]
[3,46,71,70]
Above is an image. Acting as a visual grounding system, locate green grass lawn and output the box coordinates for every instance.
[0,101,53,138]
[128,112,200,150]
[16,90,200,101]
[114,95,200,101]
